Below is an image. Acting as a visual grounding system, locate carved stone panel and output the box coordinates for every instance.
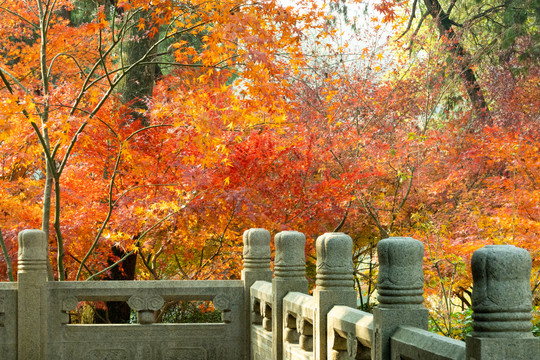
[213,293,230,311]
[163,347,207,360]
[84,348,130,360]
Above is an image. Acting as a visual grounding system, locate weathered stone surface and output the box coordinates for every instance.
[391,326,465,360]
[466,245,539,360]
[327,306,373,360]
[377,237,425,308]
[273,231,308,360]
[243,228,272,360]
[18,229,49,360]
[469,245,533,337]
[243,228,272,270]
[466,336,540,360]
[127,294,164,324]
[274,231,307,278]
[282,291,316,358]
[252,324,273,360]
[315,233,354,289]
[18,229,48,271]
[0,283,17,360]
[314,233,356,360]
[46,276,245,359]
[373,237,429,360]
[4,228,538,360]
[127,294,165,311]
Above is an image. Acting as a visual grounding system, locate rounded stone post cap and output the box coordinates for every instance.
[377,237,424,270]
[470,245,534,337]
[377,237,425,307]
[275,231,305,266]
[316,232,354,288]
[243,228,271,258]
[471,245,532,312]
[18,229,47,261]
[275,231,306,278]
[242,229,271,270]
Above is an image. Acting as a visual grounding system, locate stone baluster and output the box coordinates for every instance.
[273,231,308,360]
[17,229,49,360]
[127,295,165,324]
[313,233,356,360]
[242,228,272,359]
[372,237,428,360]
[466,245,539,360]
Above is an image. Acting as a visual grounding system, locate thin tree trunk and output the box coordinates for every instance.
[37,0,57,281]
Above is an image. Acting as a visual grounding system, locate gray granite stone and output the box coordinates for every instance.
[466,245,539,360]
[273,231,308,360]
[373,237,429,360]
[313,233,356,360]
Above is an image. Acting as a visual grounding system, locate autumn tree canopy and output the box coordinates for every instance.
[0,0,538,332]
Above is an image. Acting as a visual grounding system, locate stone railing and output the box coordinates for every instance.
[0,228,538,360]
[248,232,539,360]
[2,228,273,360]
[283,292,315,358]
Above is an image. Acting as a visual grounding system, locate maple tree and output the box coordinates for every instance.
[0,0,538,334]
[0,0,328,281]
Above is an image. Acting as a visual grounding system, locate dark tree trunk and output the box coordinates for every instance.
[116,10,158,127]
[95,245,137,323]
[423,0,491,128]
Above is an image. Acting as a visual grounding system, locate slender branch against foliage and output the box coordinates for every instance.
[0,227,14,281]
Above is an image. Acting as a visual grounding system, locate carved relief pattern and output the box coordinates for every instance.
[163,347,207,360]
[84,349,129,360]
[315,233,354,289]
[274,231,305,267]
[316,234,353,272]
[146,296,165,311]
[377,237,424,289]
[471,245,533,336]
[377,237,425,307]
[296,317,313,336]
[212,293,230,311]
[298,316,314,353]
[127,295,164,311]
[347,332,357,358]
[62,296,79,312]
[472,245,532,310]
[127,296,146,311]
[138,343,152,359]
[242,229,271,260]
[260,301,272,331]
[296,316,304,333]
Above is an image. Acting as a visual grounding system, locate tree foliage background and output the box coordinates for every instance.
[0,0,538,336]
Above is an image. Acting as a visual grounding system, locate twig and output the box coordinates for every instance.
[0,227,14,281]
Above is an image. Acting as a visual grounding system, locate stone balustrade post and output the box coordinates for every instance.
[17,229,49,360]
[242,228,273,360]
[272,231,308,360]
[313,233,356,360]
[466,245,540,360]
[372,237,428,360]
